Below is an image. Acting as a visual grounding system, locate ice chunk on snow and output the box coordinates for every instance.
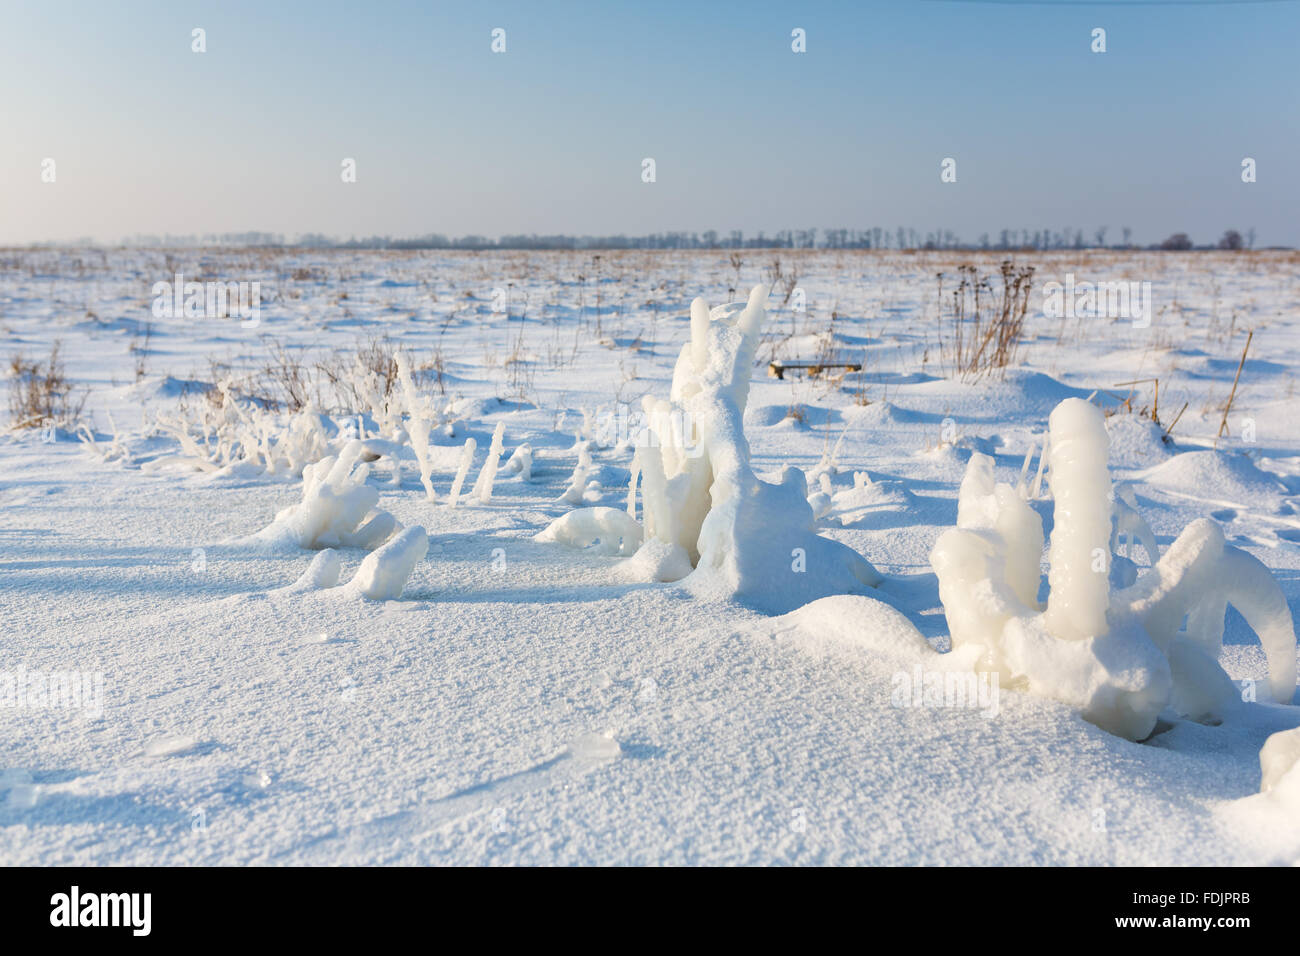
[931,397,1297,741]
[535,506,642,557]
[142,734,199,758]
[349,526,428,600]
[567,732,621,760]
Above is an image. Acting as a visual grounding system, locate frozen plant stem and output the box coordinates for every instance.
[448,437,476,508]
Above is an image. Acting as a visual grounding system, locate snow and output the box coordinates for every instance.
[3,247,1300,864]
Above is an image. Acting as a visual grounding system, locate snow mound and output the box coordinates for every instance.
[829,471,918,528]
[1103,414,1173,469]
[127,375,213,402]
[931,397,1297,741]
[1141,450,1287,504]
[616,537,694,582]
[842,400,916,428]
[745,404,839,428]
[769,594,934,664]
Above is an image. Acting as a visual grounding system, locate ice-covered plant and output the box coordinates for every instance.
[447,437,475,507]
[930,397,1296,740]
[395,353,436,500]
[147,383,332,478]
[472,422,505,503]
[250,439,397,550]
[539,286,881,612]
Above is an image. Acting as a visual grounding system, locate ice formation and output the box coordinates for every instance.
[559,442,597,505]
[349,525,428,600]
[472,422,506,503]
[535,506,642,556]
[502,442,532,481]
[251,440,397,551]
[395,353,436,501]
[538,286,881,612]
[931,397,1297,740]
[447,437,476,508]
[1259,727,1300,793]
[288,548,343,592]
[146,385,332,477]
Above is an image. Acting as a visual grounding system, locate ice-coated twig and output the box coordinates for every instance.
[447,437,476,508]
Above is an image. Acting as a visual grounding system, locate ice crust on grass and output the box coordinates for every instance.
[931,397,1297,741]
[145,383,333,478]
[538,286,881,612]
[559,442,598,505]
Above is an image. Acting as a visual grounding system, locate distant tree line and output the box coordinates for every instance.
[101,227,1268,251]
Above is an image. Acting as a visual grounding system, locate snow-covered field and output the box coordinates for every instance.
[2,246,1299,865]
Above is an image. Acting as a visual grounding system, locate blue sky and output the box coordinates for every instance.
[3,0,1297,245]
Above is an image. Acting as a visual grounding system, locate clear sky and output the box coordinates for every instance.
[3,0,1297,245]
